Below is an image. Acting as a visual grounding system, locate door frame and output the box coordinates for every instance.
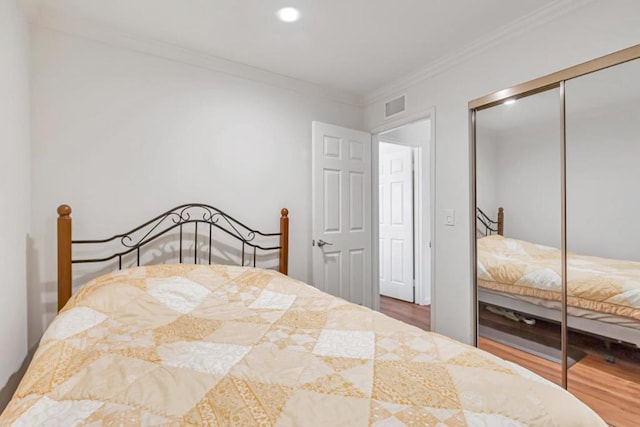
[370,108,436,323]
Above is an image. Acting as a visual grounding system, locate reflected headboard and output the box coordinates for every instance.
[57,203,289,312]
[476,207,503,237]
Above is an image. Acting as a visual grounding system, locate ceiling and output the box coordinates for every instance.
[29,0,560,97]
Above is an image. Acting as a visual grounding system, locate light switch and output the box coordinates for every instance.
[444,209,455,226]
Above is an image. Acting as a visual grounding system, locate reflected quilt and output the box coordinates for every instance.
[1,264,604,426]
[478,235,640,321]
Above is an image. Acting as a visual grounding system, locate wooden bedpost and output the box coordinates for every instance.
[57,204,72,312]
[497,207,504,236]
[279,208,289,275]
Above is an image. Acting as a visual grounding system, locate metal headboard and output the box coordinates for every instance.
[57,203,289,311]
[476,207,504,236]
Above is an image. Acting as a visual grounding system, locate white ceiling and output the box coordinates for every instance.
[29,0,559,97]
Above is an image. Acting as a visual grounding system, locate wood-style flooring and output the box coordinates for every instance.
[479,338,640,427]
[379,296,640,427]
[380,295,431,331]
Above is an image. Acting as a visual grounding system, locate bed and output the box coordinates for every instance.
[0,204,605,426]
[477,208,640,347]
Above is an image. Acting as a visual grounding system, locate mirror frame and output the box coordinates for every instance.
[469,44,640,388]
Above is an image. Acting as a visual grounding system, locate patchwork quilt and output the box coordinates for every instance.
[478,235,640,321]
[1,264,604,426]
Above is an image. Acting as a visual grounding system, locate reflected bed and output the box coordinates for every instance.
[478,234,640,346]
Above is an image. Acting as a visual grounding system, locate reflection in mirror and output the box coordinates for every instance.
[566,58,640,424]
[475,87,562,385]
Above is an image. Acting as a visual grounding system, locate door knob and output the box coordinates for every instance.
[316,239,333,247]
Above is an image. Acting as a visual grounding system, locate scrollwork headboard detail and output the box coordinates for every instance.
[476,207,503,237]
[57,203,289,311]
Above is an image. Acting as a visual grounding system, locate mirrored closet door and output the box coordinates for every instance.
[474,87,562,386]
[565,57,640,420]
[471,45,640,426]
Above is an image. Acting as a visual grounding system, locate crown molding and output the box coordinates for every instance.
[29,8,363,107]
[26,0,595,109]
[362,0,596,106]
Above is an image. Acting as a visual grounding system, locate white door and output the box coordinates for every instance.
[379,142,414,302]
[312,121,372,307]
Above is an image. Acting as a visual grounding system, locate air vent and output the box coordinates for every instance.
[385,95,406,119]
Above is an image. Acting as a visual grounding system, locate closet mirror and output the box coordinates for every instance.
[471,44,640,425]
[565,57,640,411]
[475,87,562,385]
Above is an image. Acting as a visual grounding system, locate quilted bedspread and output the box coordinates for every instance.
[478,235,640,321]
[1,264,604,426]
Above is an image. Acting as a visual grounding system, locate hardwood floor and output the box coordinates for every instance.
[479,338,640,427]
[380,296,430,331]
[380,296,640,427]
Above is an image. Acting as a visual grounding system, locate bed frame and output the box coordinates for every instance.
[57,203,289,312]
[476,207,503,236]
[477,207,640,348]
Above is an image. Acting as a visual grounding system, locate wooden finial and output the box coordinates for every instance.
[58,204,72,217]
[279,208,289,275]
[58,204,73,312]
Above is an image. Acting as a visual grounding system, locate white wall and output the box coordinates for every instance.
[363,0,640,344]
[493,124,561,248]
[476,88,562,248]
[567,105,640,261]
[29,27,363,345]
[0,0,30,408]
[475,126,498,229]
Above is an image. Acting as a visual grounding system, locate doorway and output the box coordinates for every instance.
[379,141,415,302]
[376,118,432,331]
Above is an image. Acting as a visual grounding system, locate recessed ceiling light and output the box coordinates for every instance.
[504,99,516,105]
[277,7,300,22]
